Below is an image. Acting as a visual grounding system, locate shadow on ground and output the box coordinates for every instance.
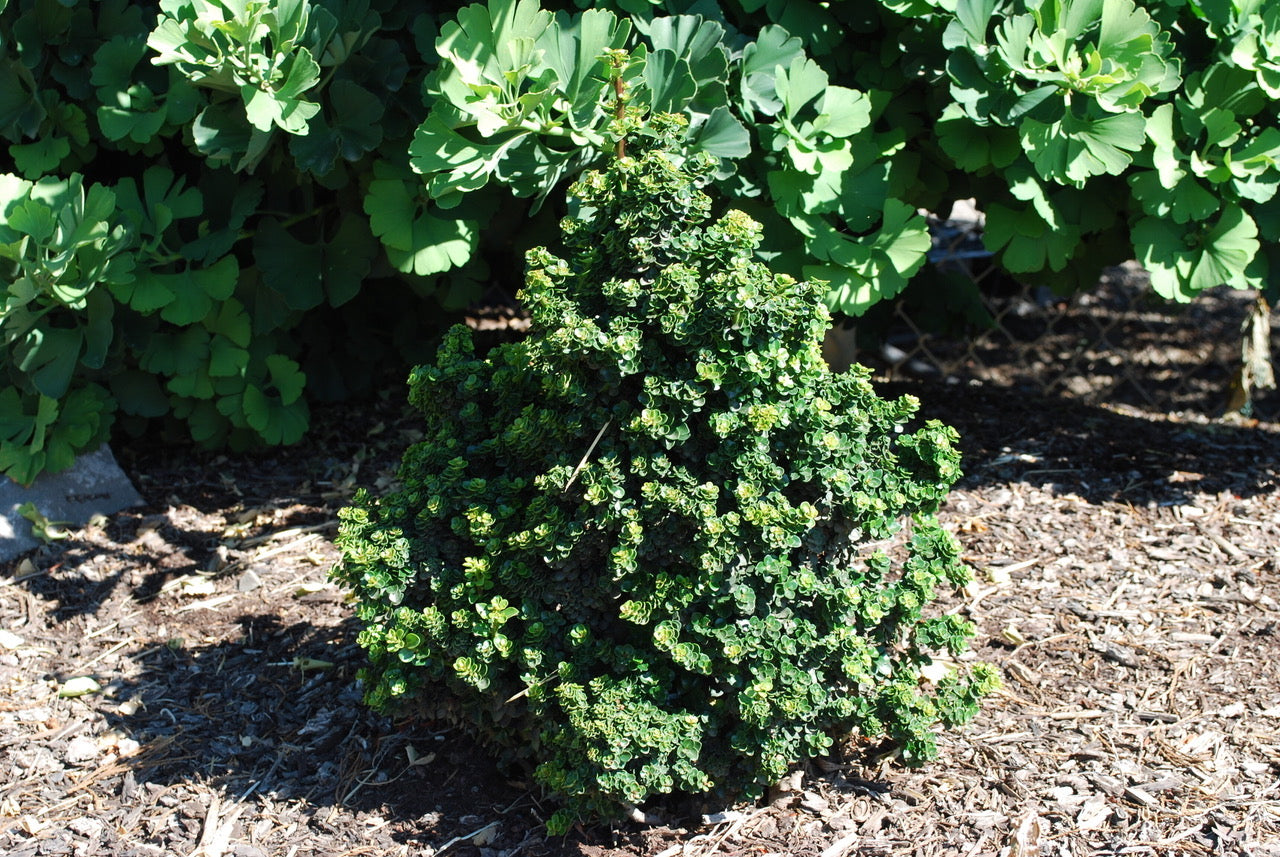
[883,380,1280,505]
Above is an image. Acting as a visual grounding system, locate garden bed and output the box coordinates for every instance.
[1,384,1278,857]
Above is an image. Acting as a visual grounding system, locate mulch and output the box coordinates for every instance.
[2,379,1279,857]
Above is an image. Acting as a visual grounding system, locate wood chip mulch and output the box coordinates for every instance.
[1,383,1278,857]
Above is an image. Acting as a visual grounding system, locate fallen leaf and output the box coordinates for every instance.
[292,657,334,672]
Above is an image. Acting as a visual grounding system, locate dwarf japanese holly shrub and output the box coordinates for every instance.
[334,115,998,830]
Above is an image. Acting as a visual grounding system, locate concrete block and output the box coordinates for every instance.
[1,446,143,563]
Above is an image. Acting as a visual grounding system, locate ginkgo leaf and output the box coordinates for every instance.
[740,25,804,116]
[1133,204,1261,300]
[1021,110,1145,185]
[365,172,478,276]
[254,216,376,311]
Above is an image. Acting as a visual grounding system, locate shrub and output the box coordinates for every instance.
[333,112,998,830]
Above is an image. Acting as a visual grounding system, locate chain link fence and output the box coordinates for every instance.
[827,207,1280,424]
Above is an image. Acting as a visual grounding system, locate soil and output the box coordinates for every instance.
[2,378,1279,857]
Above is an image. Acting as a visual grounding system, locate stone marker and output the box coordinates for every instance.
[0,446,144,564]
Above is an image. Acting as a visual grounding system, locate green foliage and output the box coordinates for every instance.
[0,0,460,483]
[410,0,931,314]
[149,0,323,135]
[935,0,1280,299]
[5,0,1280,482]
[334,119,997,828]
[407,0,1280,313]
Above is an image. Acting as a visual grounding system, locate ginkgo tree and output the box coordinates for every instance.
[2,0,1279,483]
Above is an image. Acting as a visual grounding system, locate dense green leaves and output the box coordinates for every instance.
[409,0,928,316]
[1133,204,1262,299]
[936,0,1279,301]
[3,0,1279,483]
[336,124,995,828]
[149,0,323,134]
[0,0,468,480]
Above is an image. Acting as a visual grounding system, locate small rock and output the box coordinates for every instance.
[799,791,830,813]
[0,629,24,649]
[67,817,103,838]
[58,676,101,698]
[237,569,264,592]
[230,846,268,857]
[64,736,99,765]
